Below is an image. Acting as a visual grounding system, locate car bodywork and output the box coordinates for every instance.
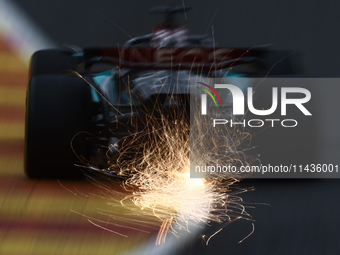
[24,7,302,178]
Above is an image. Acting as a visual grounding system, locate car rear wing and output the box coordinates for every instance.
[83,46,265,70]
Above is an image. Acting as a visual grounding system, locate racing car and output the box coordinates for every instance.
[25,6,302,178]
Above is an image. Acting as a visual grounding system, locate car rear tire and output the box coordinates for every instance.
[25,74,92,178]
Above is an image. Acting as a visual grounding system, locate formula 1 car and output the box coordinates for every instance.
[25,6,302,178]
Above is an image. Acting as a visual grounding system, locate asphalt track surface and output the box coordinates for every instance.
[1,0,340,254]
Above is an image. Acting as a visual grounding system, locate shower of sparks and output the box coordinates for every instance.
[81,84,257,245]
[73,24,259,243]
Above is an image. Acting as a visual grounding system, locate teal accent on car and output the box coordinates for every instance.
[91,70,114,102]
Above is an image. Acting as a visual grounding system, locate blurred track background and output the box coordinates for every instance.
[0,0,340,254]
[0,36,152,253]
